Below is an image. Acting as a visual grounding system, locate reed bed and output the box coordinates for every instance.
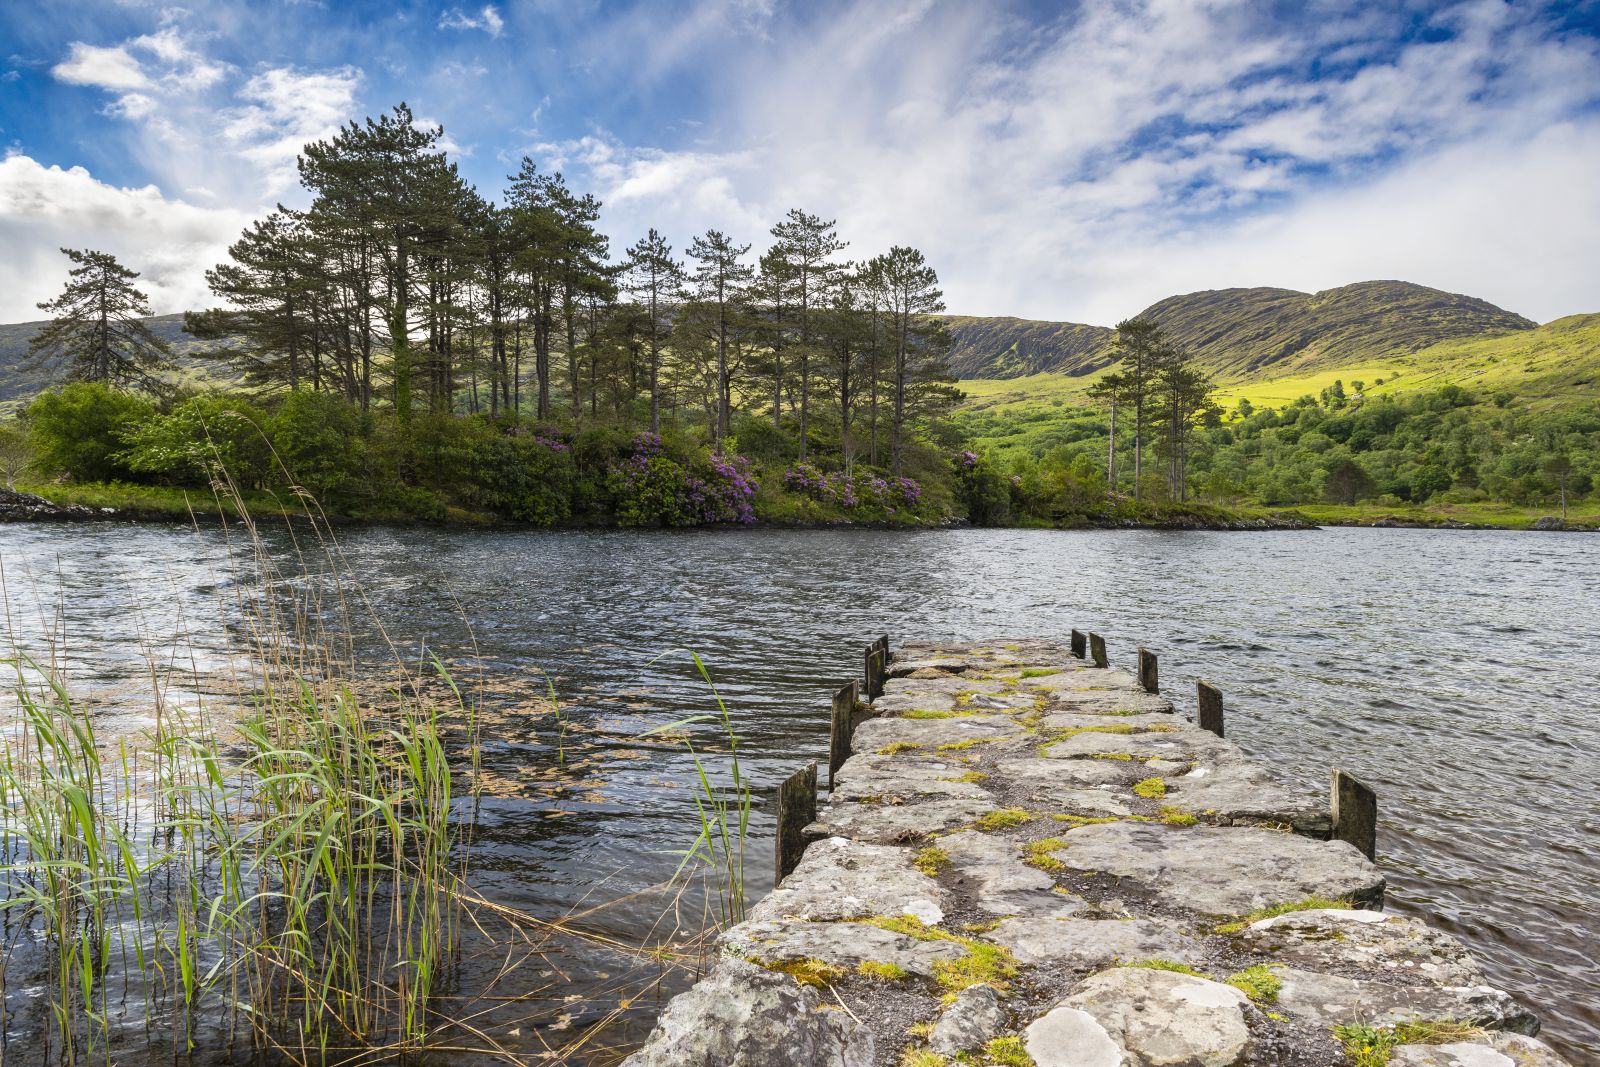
[0,467,755,1067]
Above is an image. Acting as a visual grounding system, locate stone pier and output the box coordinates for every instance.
[623,637,1572,1067]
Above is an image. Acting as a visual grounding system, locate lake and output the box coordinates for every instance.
[1,522,1596,1062]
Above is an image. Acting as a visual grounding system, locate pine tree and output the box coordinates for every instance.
[1106,318,1165,502]
[624,230,683,434]
[687,230,754,442]
[864,247,944,477]
[27,248,172,392]
[769,210,846,457]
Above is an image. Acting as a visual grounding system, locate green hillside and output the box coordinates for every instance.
[956,312,1600,461]
[941,315,1113,378]
[0,313,231,409]
[943,280,1537,382]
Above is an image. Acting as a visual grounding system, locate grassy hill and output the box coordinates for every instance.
[944,280,1536,382]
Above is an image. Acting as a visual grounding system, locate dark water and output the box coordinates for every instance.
[1,523,1596,1062]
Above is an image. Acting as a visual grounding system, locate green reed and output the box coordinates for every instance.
[642,652,752,930]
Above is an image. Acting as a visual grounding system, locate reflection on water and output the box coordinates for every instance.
[1,522,1597,1061]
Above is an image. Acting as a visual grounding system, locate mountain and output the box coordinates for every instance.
[941,316,1114,378]
[0,313,225,407]
[943,280,1538,382]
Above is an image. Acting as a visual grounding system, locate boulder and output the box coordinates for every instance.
[620,958,874,1067]
[750,838,945,925]
[990,917,1202,970]
[1028,967,1252,1067]
[1240,909,1486,986]
[1057,822,1385,915]
[1274,966,1538,1034]
[721,918,965,978]
[807,796,997,844]
[1389,1032,1573,1066]
[929,984,1007,1056]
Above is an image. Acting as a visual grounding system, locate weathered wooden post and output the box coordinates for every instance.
[863,636,888,699]
[1088,632,1108,668]
[1197,680,1224,737]
[1070,629,1087,658]
[776,762,818,884]
[878,634,890,682]
[828,680,858,789]
[1138,647,1159,693]
[1331,769,1377,860]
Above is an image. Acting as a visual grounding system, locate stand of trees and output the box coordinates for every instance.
[14,103,966,526]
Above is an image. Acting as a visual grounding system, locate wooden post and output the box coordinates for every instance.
[829,680,858,788]
[1089,632,1108,669]
[1070,629,1086,658]
[776,762,818,884]
[1331,769,1377,860]
[1138,647,1158,693]
[864,636,888,699]
[1197,680,1224,737]
[863,643,878,699]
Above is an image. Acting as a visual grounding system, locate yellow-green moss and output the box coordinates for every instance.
[756,956,847,987]
[898,1048,950,1067]
[943,770,989,784]
[913,845,950,877]
[903,709,970,720]
[1020,668,1059,679]
[1225,964,1282,1003]
[858,960,911,981]
[936,737,1002,751]
[878,742,924,755]
[865,915,1019,994]
[1036,722,1136,755]
[1132,776,1167,798]
[1023,837,1067,871]
[1089,752,1134,761]
[1118,958,1208,978]
[983,1035,1036,1066]
[975,808,1034,831]
[1050,813,1120,826]
[1158,806,1197,826]
[1214,896,1353,935]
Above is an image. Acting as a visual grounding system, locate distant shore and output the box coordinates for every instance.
[2,485,1591,533]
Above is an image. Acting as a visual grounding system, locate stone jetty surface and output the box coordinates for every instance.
[622,638,1570,1067]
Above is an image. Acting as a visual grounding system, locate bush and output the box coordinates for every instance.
[119,394,272,487]
[25,383,153,482]
[266,390,362,498]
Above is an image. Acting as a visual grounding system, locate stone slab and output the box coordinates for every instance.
[990,917,1202,970]
[1274,966,1538,1034]
[1240,909,1486,986]
[750,837,946,925]
[721,918,966,978]
[1058,822,1386,915]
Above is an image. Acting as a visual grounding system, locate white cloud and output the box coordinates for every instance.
[547,0,1600,324]
[438,5,504,38]
[52,43,150,90]
[0,153,248,321]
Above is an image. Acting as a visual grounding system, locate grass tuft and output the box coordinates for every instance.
[984,1035,1036,1065]
[1225,964,1282,1003]
[975,808,1034,832]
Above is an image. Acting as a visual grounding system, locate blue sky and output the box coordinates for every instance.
[2,0,1599,324]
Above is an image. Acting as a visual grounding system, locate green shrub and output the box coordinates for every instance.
[25,383,153,482]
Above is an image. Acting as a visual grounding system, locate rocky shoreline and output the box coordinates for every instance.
[622,638,1572,1067]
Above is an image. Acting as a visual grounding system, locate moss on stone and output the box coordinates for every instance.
[754,956,848,987]
[1213,896,1353,935]
[1225,964,1283,1003]
[1089,752,1135,761]
[1332,1021,1486,1067]
[1023,837,1067,871]
[858,960,911,981]
[913,845,950,877]
[902,709,971,720]
[865,915,1019,994]
[1158,806,1198,826]
[937,737,1003,751]
[897,1048,950,1067]
[983,1035,1036,1066]
[878,742,924,756]
[1051,813,1120,826]
[975,807,1034,831]
[943,770,989,784]
[1020,668,1059,678]
[1119,958,1209,978]
[1132,776,1167,798]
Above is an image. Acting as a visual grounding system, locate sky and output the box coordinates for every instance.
[1,0,1598,326]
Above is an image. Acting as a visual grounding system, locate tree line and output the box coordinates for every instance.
[39,103,954,478]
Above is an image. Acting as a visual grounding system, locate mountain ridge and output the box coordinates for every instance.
[943,279,1538,382]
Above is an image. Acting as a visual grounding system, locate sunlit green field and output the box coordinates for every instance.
[956,313,1600,458]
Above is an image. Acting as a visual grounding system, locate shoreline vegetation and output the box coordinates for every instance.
[3,482,1593,533]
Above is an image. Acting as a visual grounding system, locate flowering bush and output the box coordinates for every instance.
[608,436,758,526]
[782,462,922,515]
